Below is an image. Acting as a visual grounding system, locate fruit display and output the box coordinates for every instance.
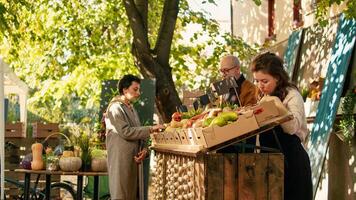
[151,98,284,149]
[166,107,239,130]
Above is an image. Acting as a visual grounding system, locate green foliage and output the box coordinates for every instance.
[314,0,356,26]
[172,0,258,90]
[6,93,20,122]
[0,0,138,124]
[339,88,356,145]
[0,0,258,129]
[181,108,203,119]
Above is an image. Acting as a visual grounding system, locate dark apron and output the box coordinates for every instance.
[260,125,312,200]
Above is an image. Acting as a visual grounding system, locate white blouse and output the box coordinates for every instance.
[280,88,309,143]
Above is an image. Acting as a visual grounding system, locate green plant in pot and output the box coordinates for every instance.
[80,131,92,171]
[46,154,59,171]
[91,148,107,172]
[69,121,93,171]
[338,88,356,145]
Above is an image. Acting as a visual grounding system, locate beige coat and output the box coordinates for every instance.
[105,98,150,200]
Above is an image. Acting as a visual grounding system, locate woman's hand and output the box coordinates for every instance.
[134,149,147,164]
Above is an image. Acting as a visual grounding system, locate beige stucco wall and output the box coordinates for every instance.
[231,0,346,46]
[274,1,294,43]
[231,0,268,45]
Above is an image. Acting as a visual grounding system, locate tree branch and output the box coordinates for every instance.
[134,0,148,36]
[154,0,180,66]
[123,0,150,56]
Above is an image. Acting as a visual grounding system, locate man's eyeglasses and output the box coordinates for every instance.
[219,65,238,74]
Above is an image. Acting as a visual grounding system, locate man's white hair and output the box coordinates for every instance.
[222,55,240,68]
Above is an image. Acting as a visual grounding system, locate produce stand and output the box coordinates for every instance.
[150,98,293,200]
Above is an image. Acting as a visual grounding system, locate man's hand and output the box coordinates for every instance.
[150,124,166,133]
[134,149,147,164]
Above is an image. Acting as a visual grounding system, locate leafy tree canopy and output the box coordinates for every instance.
[0,0,257,125]
[0,0,353,125]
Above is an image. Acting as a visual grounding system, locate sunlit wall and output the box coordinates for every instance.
[231,0,347,46]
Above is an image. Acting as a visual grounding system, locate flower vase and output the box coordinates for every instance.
[81,151,91,171]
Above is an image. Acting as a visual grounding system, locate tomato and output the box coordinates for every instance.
[172,112,182,122]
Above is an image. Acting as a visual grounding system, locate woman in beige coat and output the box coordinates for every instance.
[105,74,164,200]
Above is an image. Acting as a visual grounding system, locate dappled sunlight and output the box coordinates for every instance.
[306,14,356,196]
[296,17,339,89]
[275,1,294,42]
[232,0,268,45]
[349,155,354,166]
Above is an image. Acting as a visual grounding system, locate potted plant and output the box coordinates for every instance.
[336,87,356,145]
[46,154,59,171]
[68,119,94,171]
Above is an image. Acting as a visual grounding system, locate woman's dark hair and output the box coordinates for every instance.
[250,52,297,101]
[117,74,141,95]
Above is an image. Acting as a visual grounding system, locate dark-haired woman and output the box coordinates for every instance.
[251,52,312,200]
[105,74,164,200]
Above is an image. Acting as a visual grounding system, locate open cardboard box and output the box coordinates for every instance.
[187,128,200,145]
[194,110,259,148]
[164,131,177,144]
[250,97,289,125]
[252,100,279,125]
[152,97,288,148]
[176,129,190,145]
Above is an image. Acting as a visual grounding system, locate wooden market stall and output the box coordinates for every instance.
[150,98,292,200]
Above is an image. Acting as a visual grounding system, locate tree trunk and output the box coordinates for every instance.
[133,47,181,122]
[123,0,181,122]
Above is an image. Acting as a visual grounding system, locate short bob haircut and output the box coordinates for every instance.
[117,74,141,95]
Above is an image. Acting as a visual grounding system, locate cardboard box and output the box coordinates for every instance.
[177,129,189,145]
[172,131,182,144]
[157,133,166,144]
[187,128,200,145]
[194,111,259,148]
[252,100,280,125]
[164,131,176,144]
[151,133,158,145]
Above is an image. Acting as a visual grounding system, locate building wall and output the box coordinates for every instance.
[231,0,268,45]
[274,1,294,43]
[231,0,347,46]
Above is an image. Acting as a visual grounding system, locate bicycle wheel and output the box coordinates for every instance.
[40,182,76,200]
[5,177,42,200]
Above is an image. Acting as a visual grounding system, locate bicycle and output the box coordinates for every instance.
[4,173,76,200]
[4,134,76,200]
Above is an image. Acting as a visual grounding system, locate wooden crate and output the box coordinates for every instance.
[5,122,25,138]
[32,122,59,138]
[151,152,284,200]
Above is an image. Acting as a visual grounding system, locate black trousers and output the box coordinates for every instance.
[260,126,312,200]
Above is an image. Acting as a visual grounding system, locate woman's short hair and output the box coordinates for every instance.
[117,74,141,95]
[251,52,296,100]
